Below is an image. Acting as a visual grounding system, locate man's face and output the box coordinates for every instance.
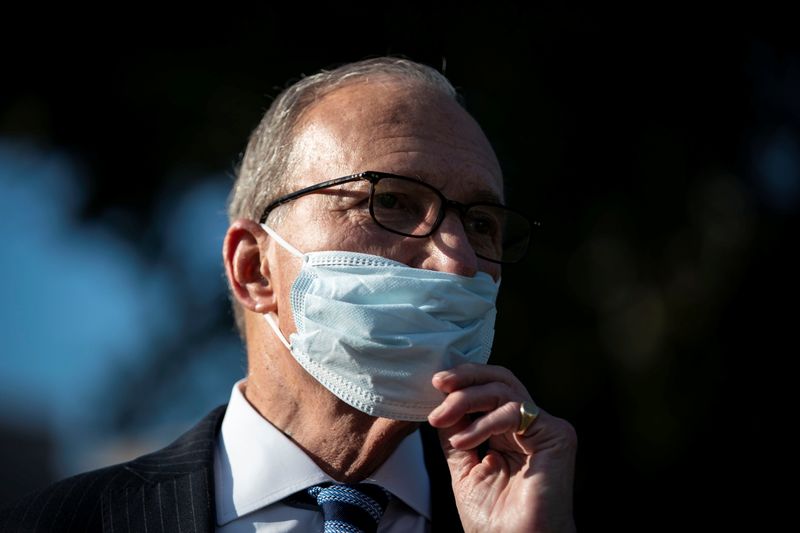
[265,79,504,337]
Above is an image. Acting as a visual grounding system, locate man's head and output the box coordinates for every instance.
[222,58,507,450]
[226,58,503,336]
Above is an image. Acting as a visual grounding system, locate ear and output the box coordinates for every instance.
[223,219,275,314]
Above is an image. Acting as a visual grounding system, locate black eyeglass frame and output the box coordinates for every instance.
[258,171,536,264]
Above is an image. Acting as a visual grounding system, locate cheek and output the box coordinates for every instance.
[480,260,501,282]
[279,206,424,265]
[340,216,426,262]
[270,250,303,334]
[327,211,403,254]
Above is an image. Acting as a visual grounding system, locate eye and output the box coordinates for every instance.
[465,212,500,236]
[375,193,400,209]
[463,206,506,260]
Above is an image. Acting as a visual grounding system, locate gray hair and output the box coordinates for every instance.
[228,57,459,224]
[227,57,461,335]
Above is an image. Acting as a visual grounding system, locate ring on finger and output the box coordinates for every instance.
[516,401,540,435]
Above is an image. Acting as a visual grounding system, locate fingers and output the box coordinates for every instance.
[433,407,518,483]
[429,363,579,532]
[447,401,521,450]
[431,363,527,395]
[428,363,540,451]
[433,413,481,480]
[428,381,516,427]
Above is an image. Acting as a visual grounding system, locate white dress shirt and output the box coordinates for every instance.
[214,380,431,532]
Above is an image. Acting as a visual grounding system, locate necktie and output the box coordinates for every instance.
[307,483,391,533]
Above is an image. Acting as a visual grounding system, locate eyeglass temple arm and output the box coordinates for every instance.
[258,175,370,223]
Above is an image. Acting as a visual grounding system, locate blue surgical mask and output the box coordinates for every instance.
[261,224,500,421]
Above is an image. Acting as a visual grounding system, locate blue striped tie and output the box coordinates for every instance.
[308,483,391,533]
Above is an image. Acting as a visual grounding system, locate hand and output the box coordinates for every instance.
[427,363,577,533]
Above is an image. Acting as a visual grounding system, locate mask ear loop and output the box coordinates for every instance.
[259,223,304,350]
[264,312,292,350]
[261,223,305,259]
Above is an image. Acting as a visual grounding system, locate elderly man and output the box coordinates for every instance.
[0,58,576,532]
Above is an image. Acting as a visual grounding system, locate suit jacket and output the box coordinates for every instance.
[0,405,463,532]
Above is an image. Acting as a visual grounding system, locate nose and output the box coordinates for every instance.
[416,211,487,278]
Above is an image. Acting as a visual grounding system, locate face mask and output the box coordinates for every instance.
[261,224,500,421]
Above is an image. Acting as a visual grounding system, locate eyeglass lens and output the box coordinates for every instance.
[371,178,441,235]
[370,177,530,263]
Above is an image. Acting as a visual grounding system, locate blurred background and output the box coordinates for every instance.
[1,4,796,530]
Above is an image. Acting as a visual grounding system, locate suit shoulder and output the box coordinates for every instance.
[0,407,226,533]
[0,462,139,532]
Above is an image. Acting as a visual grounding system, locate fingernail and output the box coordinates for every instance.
[433,371,452,382]
[448,435,466,449]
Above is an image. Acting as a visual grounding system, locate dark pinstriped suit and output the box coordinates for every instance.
[0,406,462,532]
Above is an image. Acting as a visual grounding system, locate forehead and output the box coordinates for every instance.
[288,78,504,203]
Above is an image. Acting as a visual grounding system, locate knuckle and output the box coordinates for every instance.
[481,408,507,431]
[551,418,578,448]
[500,401,520,420]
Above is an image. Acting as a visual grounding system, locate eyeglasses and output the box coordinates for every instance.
[259,171,536,264]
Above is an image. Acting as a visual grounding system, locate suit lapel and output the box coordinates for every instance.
[101,406,226,533]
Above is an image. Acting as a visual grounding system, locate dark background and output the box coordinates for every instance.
[1,4,797,530]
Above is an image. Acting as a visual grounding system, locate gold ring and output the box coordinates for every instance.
[516,401,540,435]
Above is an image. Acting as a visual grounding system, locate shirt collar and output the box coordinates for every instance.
[214,379,431,525]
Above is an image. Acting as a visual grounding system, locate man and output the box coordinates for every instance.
[0,57,576,532]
